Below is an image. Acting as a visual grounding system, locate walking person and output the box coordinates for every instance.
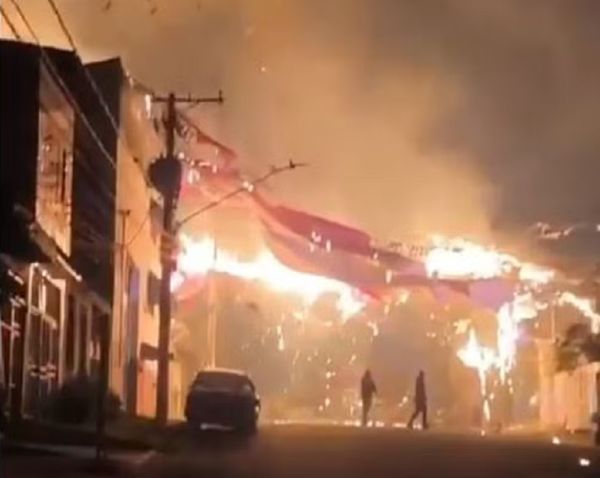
[408,370,428,430]
[360,369,377,427]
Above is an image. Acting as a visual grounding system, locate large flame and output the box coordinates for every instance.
[457,291,543,422]
[457,329,495,422]
[176,234,366,319]
[425,237,555,284]
[177,231,597,425]
[558,291,600,333]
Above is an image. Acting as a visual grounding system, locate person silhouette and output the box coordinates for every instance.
[361,369,377,426]
[408,370,428,430]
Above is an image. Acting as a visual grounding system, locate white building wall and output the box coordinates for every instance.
[110,77,182,419]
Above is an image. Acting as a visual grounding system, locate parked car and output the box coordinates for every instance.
[185,368,260,433]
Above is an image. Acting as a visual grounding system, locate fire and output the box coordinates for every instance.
[425,237,555,285]
[426,237,509,279]
[176,234,367,319]
[177,230,596,426]
[557,291,600,333]
[457,329,496,387]
[457,329,495,422]
[456,290,545,424]
[495,292,540,380]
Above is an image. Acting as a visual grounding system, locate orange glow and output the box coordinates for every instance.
[425,237,554,284]
[176,234,367,319]
[457,329,495,422]
[558,292,600,333]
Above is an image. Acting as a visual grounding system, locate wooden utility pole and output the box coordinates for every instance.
[150,91,223,425]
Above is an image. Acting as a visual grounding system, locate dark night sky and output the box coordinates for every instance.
[4,0,600,257]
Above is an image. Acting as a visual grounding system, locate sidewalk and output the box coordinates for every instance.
[0,440,155,478]
[2,417,158,450]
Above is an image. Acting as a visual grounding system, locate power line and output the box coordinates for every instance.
[0,4,21,40]
[8,0,159,227]
[8,0,117,171]
[3,3,158,268]
[3,3,119,254]
[46,0,160,191]
[2,3,117,209]
[177,161,307,229]
[125,211,151,247]
[46,0,121,143]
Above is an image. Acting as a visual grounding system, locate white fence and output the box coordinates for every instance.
[540,362,600,431]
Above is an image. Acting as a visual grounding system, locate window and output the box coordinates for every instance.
[36,62,74,255]
[65,295,76,375]
[146,272,160,313]
[77,303,88,375]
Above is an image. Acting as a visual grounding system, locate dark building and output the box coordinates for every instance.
[0,40,118,420]
[1,40,79,419]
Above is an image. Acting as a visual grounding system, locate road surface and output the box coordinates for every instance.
[139,424,599,478]
[2,424,598,477]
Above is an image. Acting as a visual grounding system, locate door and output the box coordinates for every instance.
[23,272,62,418]
[124,263,139,415]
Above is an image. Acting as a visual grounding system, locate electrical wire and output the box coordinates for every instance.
[2,3,116,218]
[8,0,117,171]
[0,4,21,40]
[5,2,161,254]
[177,161,307,229]
[46,0,161,190]
[125,211,151,247]
[47,0,121,146]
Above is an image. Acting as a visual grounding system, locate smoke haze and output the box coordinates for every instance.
[5,0,600,246]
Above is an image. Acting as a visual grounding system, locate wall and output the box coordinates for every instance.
[540,361,600,431]
[102,63,183,418]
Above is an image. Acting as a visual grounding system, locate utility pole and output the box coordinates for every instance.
[150,91,223,425]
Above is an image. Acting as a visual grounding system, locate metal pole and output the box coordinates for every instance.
[155,93,176,425]
[151,91,223,425]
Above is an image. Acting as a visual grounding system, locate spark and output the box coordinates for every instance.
[529,394,538,407]
[367,321,380,337]
[277,325,285,351]
[552,436,561,445]
[453,319,471,335]
[579,457,591,467]
[396,289,410,304]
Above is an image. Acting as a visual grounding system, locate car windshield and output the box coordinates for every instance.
[194,372,253,393]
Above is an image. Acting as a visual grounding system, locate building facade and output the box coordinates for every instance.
[0,40,182,422]
[0,41,78,419]
[84,58,183,419]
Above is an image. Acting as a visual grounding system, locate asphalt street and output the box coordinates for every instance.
[140,424,600,478]
[3,425,599,478]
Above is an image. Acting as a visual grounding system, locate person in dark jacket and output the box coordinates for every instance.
[408,370,428,430]
[360,369,377,427]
